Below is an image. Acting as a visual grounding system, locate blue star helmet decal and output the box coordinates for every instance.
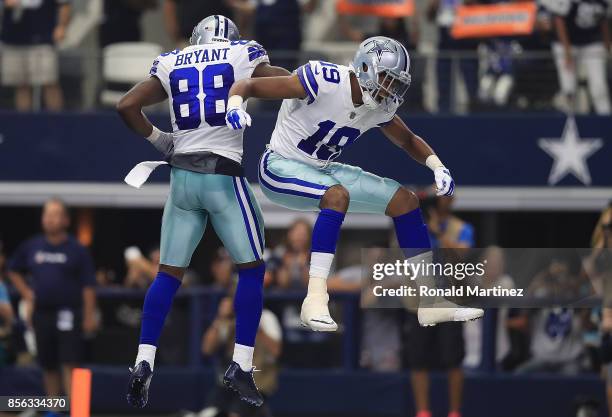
[365,39,395,61]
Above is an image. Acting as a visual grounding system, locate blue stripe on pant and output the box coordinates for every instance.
[160,168,265,266]
[232,176,264,260]
[258,150,402,215]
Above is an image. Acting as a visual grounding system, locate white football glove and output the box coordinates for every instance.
[434,167,455,196]
[225,108,251,130]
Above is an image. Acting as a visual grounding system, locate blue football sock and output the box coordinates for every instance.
[393,208,432,258]
[139,271,181,346]
[310,208,346,279]
[234,263,265,347]
[312,208,345,254]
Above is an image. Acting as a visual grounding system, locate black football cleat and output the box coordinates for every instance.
[223,361,264,407]
[127,361,153,408]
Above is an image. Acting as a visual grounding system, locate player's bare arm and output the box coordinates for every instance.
[230,74,306,101]
[252,62,292,78]
[381,115,435,165]
[225,74,307,129]
[117,76,167,137]
[382,115,454,196]
[116,76,174,157]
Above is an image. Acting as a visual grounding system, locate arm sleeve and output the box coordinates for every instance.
[79,246,97,287]
[295,60,343,105]
[149,52,174,80]
[7,241,29,274]
[235,41,270,79]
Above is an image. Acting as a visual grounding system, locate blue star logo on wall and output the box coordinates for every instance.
[366,39,394,61]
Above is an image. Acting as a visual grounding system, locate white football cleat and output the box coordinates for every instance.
[300,293,338,332]
[417,306,484,327]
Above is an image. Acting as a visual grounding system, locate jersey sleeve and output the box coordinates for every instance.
[148,51,176,82]
[233,40,270,79]
[295,60,341,105]
[540,0,571,16]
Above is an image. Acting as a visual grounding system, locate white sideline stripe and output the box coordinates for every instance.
[258,156,326,197]
[234,177,263,257]
[0,182,610,219]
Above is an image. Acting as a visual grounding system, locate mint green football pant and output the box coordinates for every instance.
[160,168,265,267]
[258,149,401,214]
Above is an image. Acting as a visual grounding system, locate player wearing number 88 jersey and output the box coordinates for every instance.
[226,36,482,333]
[117,14,291,409]
[151,38,268,162]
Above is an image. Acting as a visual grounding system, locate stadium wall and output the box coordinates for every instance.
[0,111,610,212]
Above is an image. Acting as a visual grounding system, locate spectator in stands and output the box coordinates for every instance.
[426,0,480,113]
[198,296,282,417]
[518,259,588,374]
[229,0,317,70]
[210,248,235,291]
[512,6,557,110]
[269,219,334,367]
[463,246,519,369]
[124,245,199,287]
[272,218,312,290]
[99,0,158,47]
[588,202,612,416]
[478,39,516,108]
[123,246,159,289]
[329,245,403,372]
[163,0,233,47]
[0,241,15,366]
[0,0,71,111]
[405,194,473,417]
[7,198,97,399]
[543,0,611,114]
[427,195,474,249]
[515,307,587,374]
[339,15,419,49]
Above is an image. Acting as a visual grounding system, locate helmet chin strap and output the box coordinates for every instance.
[349,64,380,110]
[362,91,379,110]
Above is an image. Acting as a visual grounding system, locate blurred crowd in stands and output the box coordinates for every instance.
[0,0,610,113]
[0,197,610,413]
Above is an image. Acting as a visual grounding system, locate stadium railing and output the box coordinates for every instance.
[1,47,609,114]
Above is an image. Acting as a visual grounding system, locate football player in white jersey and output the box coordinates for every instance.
[117,15,290,408]
[225,36,484,331]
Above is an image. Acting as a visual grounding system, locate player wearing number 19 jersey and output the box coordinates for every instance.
[117,15,290,408]
[225,36,484,332]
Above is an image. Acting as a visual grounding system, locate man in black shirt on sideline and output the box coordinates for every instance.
[8,198,97,399]
[0,0,71,111]
[543,0,611,114]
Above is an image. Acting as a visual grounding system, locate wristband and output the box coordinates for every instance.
[227,95,244,110]
[425,154,445,171]
[146,126,161,142]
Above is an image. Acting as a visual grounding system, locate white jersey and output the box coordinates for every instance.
[269,60,398,167]
[151,40,269,163]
